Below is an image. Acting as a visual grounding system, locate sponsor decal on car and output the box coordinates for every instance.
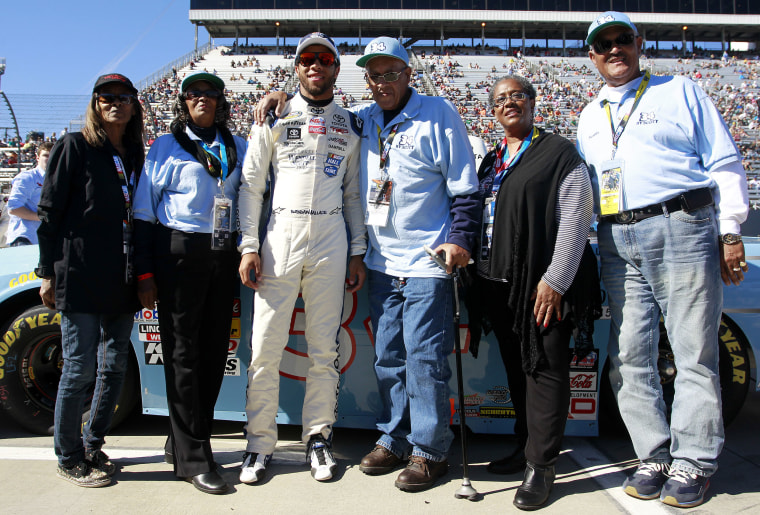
[569,372,597,391]
[568,391,598,420]
[486,386,511,404]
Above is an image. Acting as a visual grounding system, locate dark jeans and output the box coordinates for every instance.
[479,277,571,466]
[54,312,133,467]
[154,226,240,478]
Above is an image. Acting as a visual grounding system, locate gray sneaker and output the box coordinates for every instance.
[57,461,111,488]
[86,449,117,476]
[623,462,670,500]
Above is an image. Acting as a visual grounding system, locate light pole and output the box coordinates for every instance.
[682,25,688,57]
[481,22,485,51]
[276,22,280,55]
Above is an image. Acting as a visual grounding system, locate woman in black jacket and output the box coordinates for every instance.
[36,73,144,488]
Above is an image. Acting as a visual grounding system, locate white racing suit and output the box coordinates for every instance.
[238,93,365,454]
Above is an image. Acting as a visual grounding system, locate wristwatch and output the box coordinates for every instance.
[721,233,742,245]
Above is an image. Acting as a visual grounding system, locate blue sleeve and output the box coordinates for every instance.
[447,191,482,253]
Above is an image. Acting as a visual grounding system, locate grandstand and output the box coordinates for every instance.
[3,4,760,228]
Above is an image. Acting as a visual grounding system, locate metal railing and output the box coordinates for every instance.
[135,42,217,92]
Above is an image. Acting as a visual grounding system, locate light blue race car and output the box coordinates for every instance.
[0,241,757,436]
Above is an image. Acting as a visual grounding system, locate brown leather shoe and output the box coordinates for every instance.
[359,445,403,475]
[394,456,448,492]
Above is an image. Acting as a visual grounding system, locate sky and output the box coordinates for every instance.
[0,0,200,96]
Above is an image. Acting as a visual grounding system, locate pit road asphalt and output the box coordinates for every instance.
[0,390,758,514]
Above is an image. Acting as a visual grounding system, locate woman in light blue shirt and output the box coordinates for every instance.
[133,72,246,495]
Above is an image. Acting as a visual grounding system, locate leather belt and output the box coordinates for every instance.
[601,187,714,224]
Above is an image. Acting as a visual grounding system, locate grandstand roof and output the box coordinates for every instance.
[189,9,760,47]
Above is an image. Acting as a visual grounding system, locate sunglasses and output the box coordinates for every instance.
[493,91,530,107]
[185,89,222,100]
[366,70,406,84]
[96,93,136,105]
[593,33,636,54]
[297,52,336,67]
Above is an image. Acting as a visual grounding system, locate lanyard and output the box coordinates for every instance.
[603,71,651,157]
[113,154,134,222]
[201,139,229,185]
[378,123,402,174]
[492,126,539,192]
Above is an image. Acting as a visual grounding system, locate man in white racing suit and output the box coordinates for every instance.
[237,32,366,484]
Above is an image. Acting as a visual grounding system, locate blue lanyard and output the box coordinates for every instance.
[492,126,539,193]
[201,139,229,184]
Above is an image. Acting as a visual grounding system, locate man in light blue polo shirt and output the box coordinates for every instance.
[577,11,748,509]
[6,142,53,246]
[352,37,480,493]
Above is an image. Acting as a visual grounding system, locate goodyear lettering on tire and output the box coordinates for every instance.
[719,320,748,385]
[0,312,61,379]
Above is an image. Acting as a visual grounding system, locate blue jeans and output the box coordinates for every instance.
[598,205,724,476]
[368,270,454,462]
[54,312,133,467]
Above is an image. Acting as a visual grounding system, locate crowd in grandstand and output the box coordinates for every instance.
[3,46,759,182]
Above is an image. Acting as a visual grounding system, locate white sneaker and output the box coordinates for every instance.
[308,436,337,482]
[239,452,271,484]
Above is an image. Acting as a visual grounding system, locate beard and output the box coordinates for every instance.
[300,75,336,98]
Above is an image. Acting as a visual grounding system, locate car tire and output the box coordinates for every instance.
[0,305,139,435]
[600,315,752,432]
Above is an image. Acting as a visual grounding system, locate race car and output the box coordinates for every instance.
[0,240,757,436]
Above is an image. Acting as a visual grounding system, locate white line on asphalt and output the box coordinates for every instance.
[0,446,306,466]
[566,437,672,515]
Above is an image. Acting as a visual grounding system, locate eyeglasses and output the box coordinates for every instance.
[185,89,222,100]
[297,52,336,67]
[96,93,136,105]
[366,70,406,84]
[592,33,636,54]
[493,91,530,107]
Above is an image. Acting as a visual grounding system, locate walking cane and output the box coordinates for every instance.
[424,245,478,500]
[451,268,478,500]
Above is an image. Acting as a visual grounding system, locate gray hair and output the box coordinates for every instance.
[488,75,537,107]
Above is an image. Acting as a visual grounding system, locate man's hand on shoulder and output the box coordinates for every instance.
[254,92,288,125]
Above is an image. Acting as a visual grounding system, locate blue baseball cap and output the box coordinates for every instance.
[587,11,638,45]
[356,37,409,67]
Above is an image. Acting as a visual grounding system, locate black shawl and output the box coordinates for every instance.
[473,130,601,374]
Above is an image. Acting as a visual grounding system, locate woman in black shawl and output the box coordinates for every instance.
[473,75,599,510]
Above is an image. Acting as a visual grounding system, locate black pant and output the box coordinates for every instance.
[154,226,240,478]
[479,277,571,467]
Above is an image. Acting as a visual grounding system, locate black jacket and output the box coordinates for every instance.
[36,132,142,314]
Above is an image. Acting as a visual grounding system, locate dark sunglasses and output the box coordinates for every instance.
[185,89,222,100]
[297,52,336,67]
[95,93,136,105]
[593,33,636,54]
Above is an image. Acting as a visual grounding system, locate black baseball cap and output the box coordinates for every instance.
[93,73,138,95]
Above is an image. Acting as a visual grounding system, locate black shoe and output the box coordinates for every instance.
[186,470,229,495]
[513,462,555,511]
[487,447,526,475]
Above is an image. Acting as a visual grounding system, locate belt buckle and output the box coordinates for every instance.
[615,211,634,224]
